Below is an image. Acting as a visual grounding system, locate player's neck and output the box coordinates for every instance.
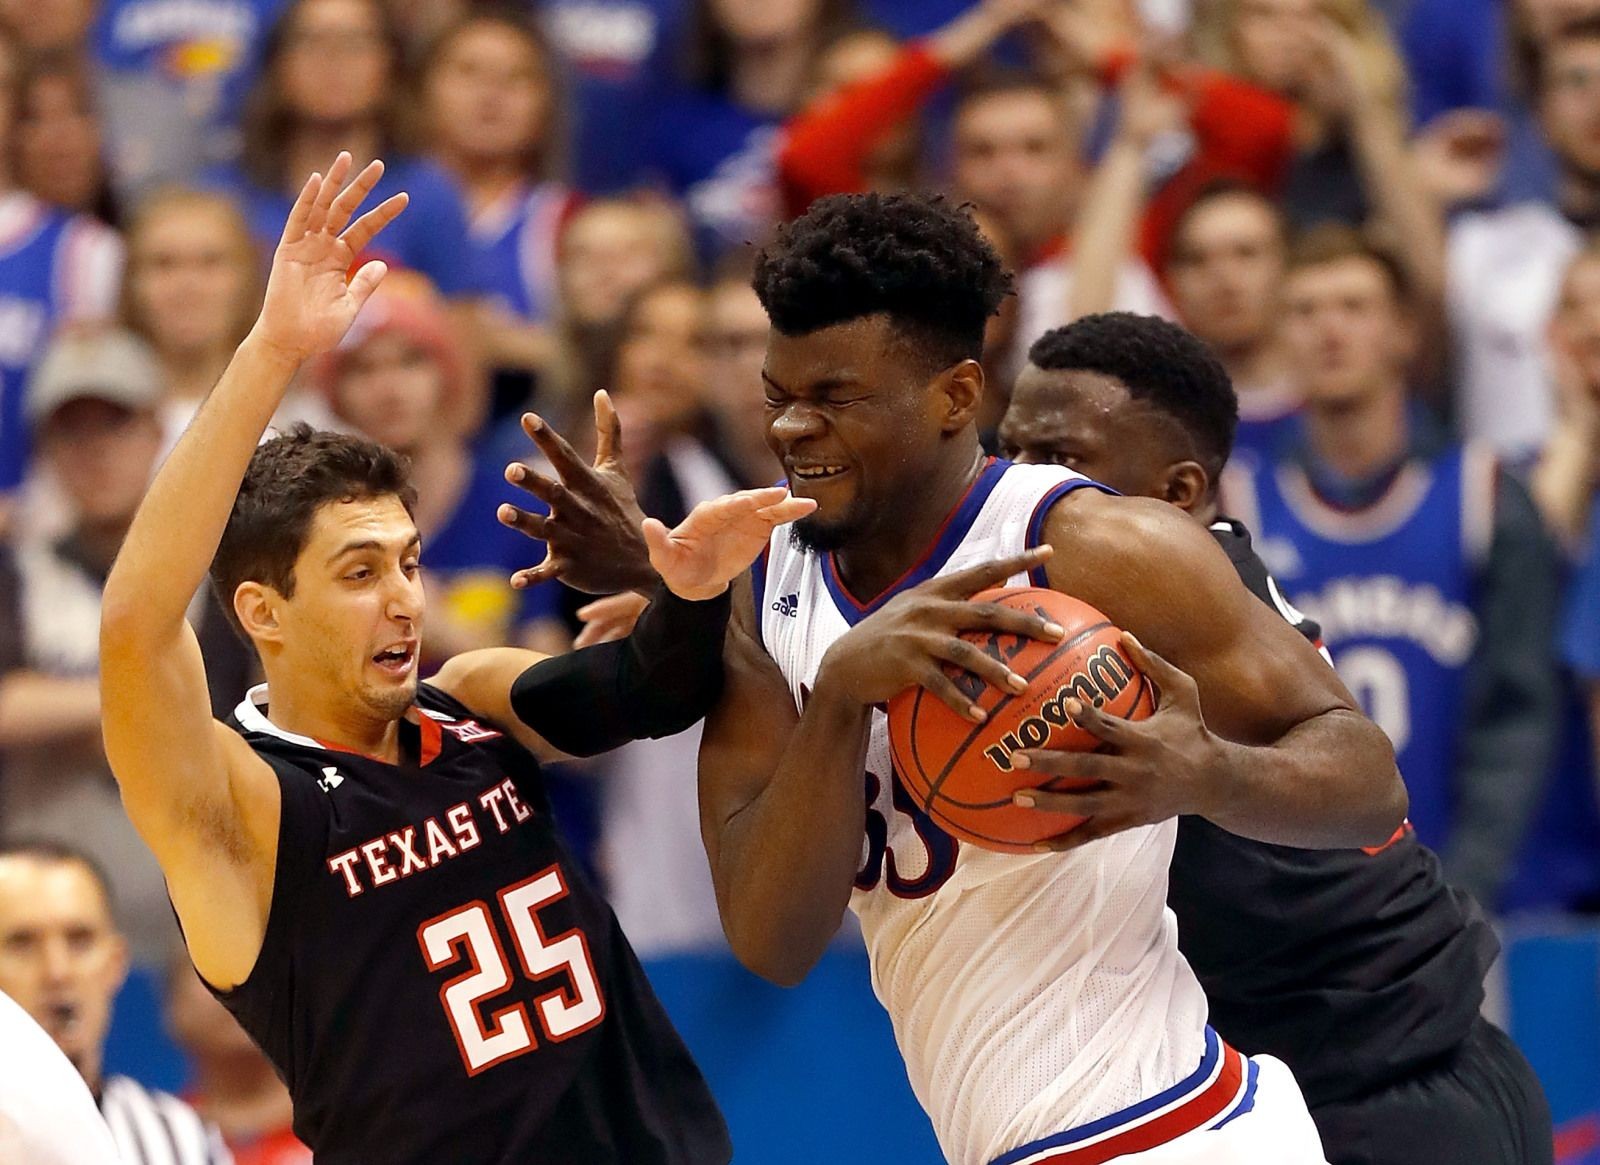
[1302,381,1410,483]
[262,678,406,764]
[833,443,987,601]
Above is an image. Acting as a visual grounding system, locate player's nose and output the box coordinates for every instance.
[768,402,825,446]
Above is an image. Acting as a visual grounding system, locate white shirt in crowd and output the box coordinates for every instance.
[1447,200,1583,463]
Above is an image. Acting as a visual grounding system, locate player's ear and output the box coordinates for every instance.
[1161,461,1210,514]
[939,359,985,432]
[235,582,284,644]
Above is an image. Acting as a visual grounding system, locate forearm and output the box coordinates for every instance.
[102,332,299,637]
[0,673,100,747]
[511,585,730,755]
[1203,707,1406,847]
[1068,135,1147,321]
[709,686,870,985]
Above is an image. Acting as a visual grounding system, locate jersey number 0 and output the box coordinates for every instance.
[417,865,607,1075]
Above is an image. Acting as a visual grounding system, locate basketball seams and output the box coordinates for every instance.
[920,620,1114,809]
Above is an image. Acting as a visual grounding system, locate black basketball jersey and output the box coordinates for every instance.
[217,683,731,1165]
[1167,520,1500,1108]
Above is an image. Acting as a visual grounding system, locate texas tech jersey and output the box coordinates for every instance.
[753,460,1215,1165]
[1170,520,1498,1109]
[218,683,730,1165]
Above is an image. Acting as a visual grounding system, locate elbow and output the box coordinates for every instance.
[1356,716,1409,844]
[722,909,824,988]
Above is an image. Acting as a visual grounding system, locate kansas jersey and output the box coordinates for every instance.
[1171,519,1498,1110]
[753,460,1217,1165]
[0,193,123,490]
[470,180,576,325]
[1234,444,1495,856]
[218,683,730,1165]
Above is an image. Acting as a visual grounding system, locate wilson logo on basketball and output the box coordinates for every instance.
[981,645,1136,773]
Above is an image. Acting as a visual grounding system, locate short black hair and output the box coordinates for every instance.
[211,424,418,638]
[0,839,116,914]
[1028,313,1239,475]
[753,192,1013,374]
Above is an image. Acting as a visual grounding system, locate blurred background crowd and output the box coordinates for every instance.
[2,0,1600,1160]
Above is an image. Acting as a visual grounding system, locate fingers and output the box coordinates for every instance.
[916,665,989,724]
[929,634,1029,697]
[1011,780,1110,817]
[934,544,1053,598]
[1031,814,1136,853]
[948,600,1065,642]
[280,170,322,245]
[504,462,569,507]
[758,496,817,524]
[641,516,673,561]
[326,158,384,236]
[511,557,562,590]
[497,501,549,541]
[303,151,352,236]
[593,390,623,468]
[1009,748,1118,783]
[520,413,591,483]
[346,260,389,312]
[1119,633,1196,709]
[340,191,409,255]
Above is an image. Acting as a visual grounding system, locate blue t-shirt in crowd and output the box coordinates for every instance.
[424,454,564,644]
[93,0,289,192]
[471,181,574,325]
[1561,501,1600,679]
[536,0,690,193]
[207,156,487,297]
[650,93,780,261]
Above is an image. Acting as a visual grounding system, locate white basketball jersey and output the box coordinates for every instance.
[754,461,1209,1165]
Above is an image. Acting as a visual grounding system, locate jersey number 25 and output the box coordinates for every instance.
[417,865,606,1075]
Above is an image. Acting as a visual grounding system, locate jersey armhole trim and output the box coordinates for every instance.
[1026,479,1114,586]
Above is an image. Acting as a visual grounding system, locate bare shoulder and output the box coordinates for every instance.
[1042,489,1233,608]
[432,648,549,716]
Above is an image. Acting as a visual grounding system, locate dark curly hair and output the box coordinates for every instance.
[211,424,418,637]
[753,192,1013,375]
[1028,313,1238,476]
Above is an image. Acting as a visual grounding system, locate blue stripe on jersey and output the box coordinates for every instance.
[820,458,1008,625]
[1025,476,1118,586]
[989,1028,1223,1165]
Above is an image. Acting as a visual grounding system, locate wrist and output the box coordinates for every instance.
[239,327,307,377]
[661,578,730,603]
[1190,733,1245,821]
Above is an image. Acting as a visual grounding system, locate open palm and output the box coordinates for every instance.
[644,487,817,601]
[254,152,409,365]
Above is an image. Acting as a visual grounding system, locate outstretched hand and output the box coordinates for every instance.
[1009,633,1229,851]
[644,488,817,601]
[251,152,409,365]
[499,390,656,594]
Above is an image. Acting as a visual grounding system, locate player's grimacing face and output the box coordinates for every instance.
[275,495,424,720]
[1000,367,1186,503]
[0,858,128,1079]
[762,316,949,551]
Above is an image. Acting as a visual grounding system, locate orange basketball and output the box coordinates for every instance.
[886,587,1156,854]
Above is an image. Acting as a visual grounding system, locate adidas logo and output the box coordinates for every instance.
[771,592,799,618]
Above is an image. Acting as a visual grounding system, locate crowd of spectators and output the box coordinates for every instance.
[1,0,1600,1156]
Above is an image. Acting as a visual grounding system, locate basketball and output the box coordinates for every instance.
[886,587,1156,854]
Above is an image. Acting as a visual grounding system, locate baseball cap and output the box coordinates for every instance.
[27,329,164,428]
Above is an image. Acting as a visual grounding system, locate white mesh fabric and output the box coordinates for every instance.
[758,464,1211,1164]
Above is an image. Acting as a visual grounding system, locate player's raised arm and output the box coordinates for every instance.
[99,154,406,987]
[699,548,1063,986]
[1019,491,1407,849]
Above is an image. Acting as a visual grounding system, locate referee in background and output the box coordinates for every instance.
[0,841,232,1164]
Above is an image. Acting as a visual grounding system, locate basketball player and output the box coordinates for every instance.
[96,154,812,1163]
[695,193,1408,1163]
[997,311,1554,1165]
